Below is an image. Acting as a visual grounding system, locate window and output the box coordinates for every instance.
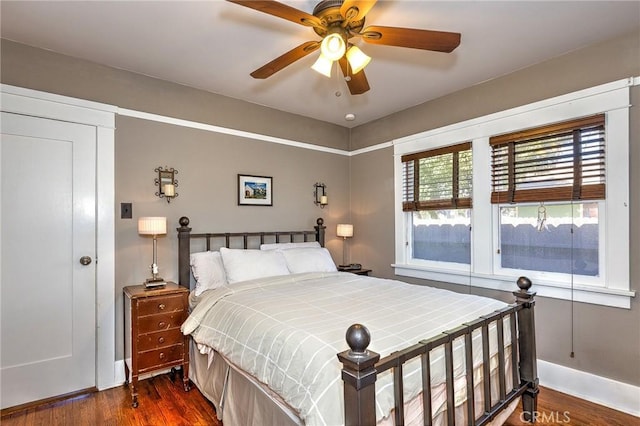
[491,115,605,279]
[401,143,472,265]
[499,202,600,277]
[393,79,631,308]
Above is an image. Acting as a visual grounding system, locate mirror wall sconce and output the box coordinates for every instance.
[155,166,178,203]
[314,182,328,208]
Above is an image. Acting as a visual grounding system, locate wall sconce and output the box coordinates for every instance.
[154,166,178,203]
[314,182,328,208]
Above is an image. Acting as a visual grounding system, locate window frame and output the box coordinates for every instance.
[393,79,632,309]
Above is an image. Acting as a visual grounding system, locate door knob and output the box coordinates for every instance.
[79,256,92,266]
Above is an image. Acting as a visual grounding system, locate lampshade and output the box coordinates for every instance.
[346,45,371,74]
[138,217,167,235]
[312,54,333,78]
[337,223,353,238]
[320,33,346,61]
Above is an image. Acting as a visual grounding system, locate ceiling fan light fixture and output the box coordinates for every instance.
[311,53,333,78]
[320,32,346,61]
[346,45,371,74]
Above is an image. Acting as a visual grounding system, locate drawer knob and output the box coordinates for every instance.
[158,303,166,310]
[159,352,165,360]
[158,321,166,329]
[158,337,165,344]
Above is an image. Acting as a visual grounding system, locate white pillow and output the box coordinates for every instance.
[190,251,228,296]
[220,247,290,284]
[280,247,337,274]
[260,241,321,250]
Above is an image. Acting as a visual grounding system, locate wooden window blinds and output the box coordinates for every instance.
[401,142,472,211]
[490,114,605,204]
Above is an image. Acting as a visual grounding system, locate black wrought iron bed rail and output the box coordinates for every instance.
[338,277,538,426]
[177,216,326,287]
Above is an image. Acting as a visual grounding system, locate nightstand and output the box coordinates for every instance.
[338,267,372,276]
[124,282,190,407]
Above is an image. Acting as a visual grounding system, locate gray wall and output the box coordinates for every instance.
[1,39,352,359]
[349,30,640,386]
[2,29,638,387]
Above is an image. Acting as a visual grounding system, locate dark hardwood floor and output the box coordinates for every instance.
[1,374,220,426]
[2,373,637,425]
[505,387,639,426]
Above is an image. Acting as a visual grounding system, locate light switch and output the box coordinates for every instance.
[121,203,132,219]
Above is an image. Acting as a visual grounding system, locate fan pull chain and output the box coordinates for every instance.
[537,203,547,232]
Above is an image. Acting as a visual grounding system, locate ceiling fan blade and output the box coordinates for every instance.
[360,25,461,53]
[338,57,370,95]
[250,41,320,79]
[227,0,324,29]
[340,0,377,25]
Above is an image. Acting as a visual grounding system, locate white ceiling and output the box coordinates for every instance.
[1,1,639,128]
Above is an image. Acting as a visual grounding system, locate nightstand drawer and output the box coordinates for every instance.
[138,345,184,372]
[137,295,185,316]
[137,329,184,352]
[138,311,184,333]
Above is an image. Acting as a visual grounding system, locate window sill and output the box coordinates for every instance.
[392,263,635,309]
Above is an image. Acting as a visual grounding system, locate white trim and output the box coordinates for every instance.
[393,264,633,309]
[1,84,117,391]
[114,359,126,386]
[0,84,117,128]
[95,125,116,390]
[538,360,640,417]
[348,141,393,156]
[393,77,635,151]
[113,359,176,387]
[118,108,350,156]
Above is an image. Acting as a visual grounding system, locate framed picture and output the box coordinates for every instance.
[238,174,273,206]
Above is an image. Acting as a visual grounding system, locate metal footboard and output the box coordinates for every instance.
[338,277,538,426]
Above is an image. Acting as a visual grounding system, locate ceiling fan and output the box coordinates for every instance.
[227,0,461,95]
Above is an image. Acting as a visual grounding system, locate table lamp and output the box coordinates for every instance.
[138,216,167,287]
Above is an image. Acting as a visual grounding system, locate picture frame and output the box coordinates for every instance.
[238,174,273,206]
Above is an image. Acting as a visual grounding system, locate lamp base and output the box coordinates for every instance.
[144,277,166,288]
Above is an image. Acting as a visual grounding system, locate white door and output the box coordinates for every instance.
[1,112,96,409]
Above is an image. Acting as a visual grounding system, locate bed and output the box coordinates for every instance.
[177,216,539,425]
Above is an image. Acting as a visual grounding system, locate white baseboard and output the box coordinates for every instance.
[538,360,640,417]
[109,359,182,389]
[113,359,126,386]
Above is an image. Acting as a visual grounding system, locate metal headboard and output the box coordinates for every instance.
[176,216,326,289]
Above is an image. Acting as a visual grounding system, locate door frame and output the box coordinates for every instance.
[1,84,117,390]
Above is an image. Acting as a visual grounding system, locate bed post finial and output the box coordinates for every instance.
[337,324,379,426]
[513,276,539,422]
[516,276,532,292]
[315,217,326,247]
[177,217,192,288]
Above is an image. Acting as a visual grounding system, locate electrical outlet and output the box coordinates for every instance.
[121,203,132,219]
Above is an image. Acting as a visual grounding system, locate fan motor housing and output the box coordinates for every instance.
[312,0,365,37]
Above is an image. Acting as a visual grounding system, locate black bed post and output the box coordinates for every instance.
[315,217,326,247]
[177,216,192,288]
[514,276,539,423]
[338,324,380,426]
